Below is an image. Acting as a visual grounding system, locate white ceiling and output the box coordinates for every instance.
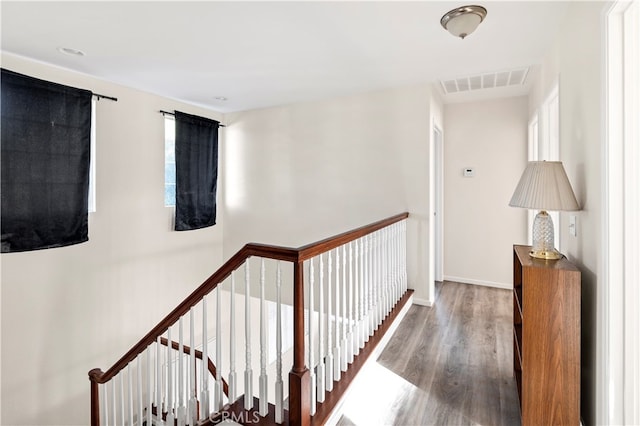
[1,1,570,113]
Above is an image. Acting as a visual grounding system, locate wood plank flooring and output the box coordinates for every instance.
[336,281,521,426]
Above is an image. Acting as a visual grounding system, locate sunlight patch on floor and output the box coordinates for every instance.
[338,360,422,425]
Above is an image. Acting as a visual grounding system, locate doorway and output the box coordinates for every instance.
[433,126,444,283]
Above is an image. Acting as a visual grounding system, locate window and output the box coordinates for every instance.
[164,117,176,206]
[527,114,539,244]
[531,84,560,248]
[88,98,97,213]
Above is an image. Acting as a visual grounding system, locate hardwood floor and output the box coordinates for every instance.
[336,281,521,426]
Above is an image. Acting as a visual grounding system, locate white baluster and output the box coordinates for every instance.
[275,261,284,424]
[386,225,396,304]
[363,235,370,343]
[368,235,373,335]
[317,254,326,402]
[229,271,237,402]
[392,224,398,303]
[399,221,403,292]
[360,235,369,348]
[382,228,388,318]
[391,225,396,302]
[403,220,408,292]
[103,382,108,426]
[137,357,143,426]
[308,259,317,416]
[354,240,361,355]
[347,242,354,363]
[156,336,162,424]
[399,222,403,293]
[384,227,393,312]
[244,260,253,410]
[177,317,186,426]
[372,232,380,331]
[392,223,397,302]
[341,245,348,371]
[215,286,223,412]
[166,327,175,426]
[372,233,377,323]
[112,373,117,426]
[128,363,134,426]
[380,229,387,324]
[389,225,395,305]
[359,237,366,349]
[259,259,268,416]
[189,308,198,424]
[147,346,152,426]
[200,296,209,419]
[380,229,386,322]
[383,229,389,319]
[376,231,384,330]
[120,373,125,426]
[334,248,341,381]
[401,223,405,293]
[392,224,397,302]
[326,251,334,391]
[396,223,401,301]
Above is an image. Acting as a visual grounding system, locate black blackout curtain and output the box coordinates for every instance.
[174,111,220,231]
[1,69,93,252]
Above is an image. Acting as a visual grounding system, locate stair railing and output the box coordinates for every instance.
[89,212,409,426]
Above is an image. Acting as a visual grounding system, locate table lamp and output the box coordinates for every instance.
[509,161,580,260]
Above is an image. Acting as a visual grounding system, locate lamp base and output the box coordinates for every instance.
[529,248,562,260]
[530,210,562,260]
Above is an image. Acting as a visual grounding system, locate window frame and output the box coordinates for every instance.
[164,116,176,207]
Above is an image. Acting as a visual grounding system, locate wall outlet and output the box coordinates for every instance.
[569,215,577,237]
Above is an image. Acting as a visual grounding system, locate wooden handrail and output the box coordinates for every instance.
[297,212,409,261]
[88,244,299,385]
[89,212,408,385]
[159,337,229,397]
[89,212,409,425]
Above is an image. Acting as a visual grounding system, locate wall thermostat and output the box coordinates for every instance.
[463,167,475,177]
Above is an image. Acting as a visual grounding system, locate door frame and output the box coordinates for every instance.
[602,1,640,424]
[433,125,444,283]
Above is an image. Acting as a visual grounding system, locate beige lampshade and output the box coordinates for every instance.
[509,161,580,211]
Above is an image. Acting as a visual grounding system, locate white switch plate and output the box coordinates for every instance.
[569,215,577,237]
[463,167,475,177]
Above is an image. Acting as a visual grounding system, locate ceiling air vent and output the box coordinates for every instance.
[440,67,530,95]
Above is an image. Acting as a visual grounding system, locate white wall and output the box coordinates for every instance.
[528,3,607,425]
[443,96,528,288]
[0,54,225,425]
[222,83,439,304]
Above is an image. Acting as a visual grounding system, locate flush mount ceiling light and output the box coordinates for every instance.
[440,5,487,39]
[57,46,85,57]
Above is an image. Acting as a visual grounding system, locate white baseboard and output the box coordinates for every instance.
[443,275,512,290]
[412,298,433,307]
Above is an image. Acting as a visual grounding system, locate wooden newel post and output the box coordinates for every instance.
[289,260,311,426]
[88,369,103,426]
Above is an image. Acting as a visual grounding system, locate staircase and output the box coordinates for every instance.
[89,213,411,426]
